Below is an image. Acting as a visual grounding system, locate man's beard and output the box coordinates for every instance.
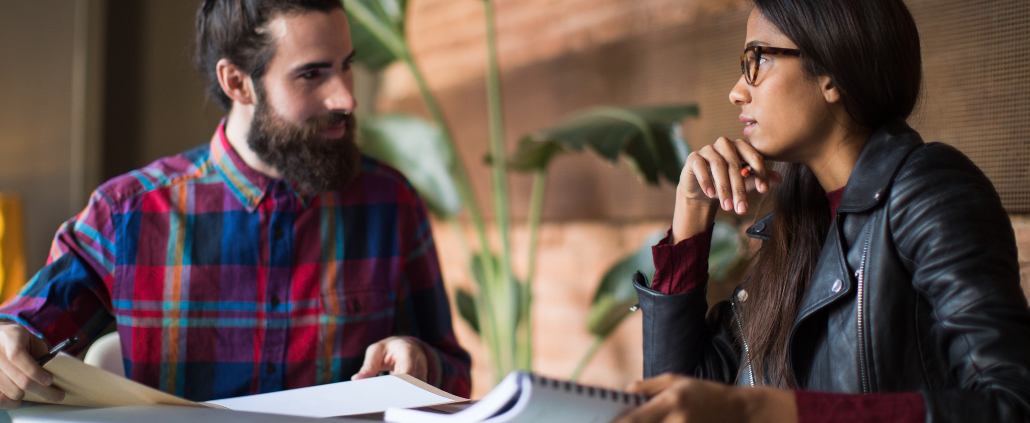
[247,89,361,193]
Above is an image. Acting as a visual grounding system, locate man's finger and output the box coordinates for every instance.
[23,381,64,403]
[8,345,53,388]
[0,394,21,410]
[351,342,386,380]
[0,372,25,402]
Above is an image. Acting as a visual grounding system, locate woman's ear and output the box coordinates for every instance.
[215,59,256,106]
[819,75,841,104]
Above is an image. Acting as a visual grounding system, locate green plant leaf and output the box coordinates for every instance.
[709,220,742,281]
[358,114,462,217]
[455,288,479,334]
[586,220,741,338]
[469,252,524,328]
[507,105,699,185]
[343,0,408,71]
[586,230,666,338]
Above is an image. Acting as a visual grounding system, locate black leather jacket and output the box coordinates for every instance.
[635,121,1030,422]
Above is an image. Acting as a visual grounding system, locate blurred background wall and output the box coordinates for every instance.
[0,0,1027,398]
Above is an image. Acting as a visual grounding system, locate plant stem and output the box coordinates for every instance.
[481,0,517,380]
[517,171,546,370]
[570,336,606,382]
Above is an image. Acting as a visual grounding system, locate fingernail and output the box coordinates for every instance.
[722,199,732,210]
[41,374,52,386]
[706,188,715,198]
[736,201,747,214]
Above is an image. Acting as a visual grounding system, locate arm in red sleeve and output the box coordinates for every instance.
[795,390,926,423]
[650,225,714,295]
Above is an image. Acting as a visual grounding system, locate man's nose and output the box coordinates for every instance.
[324,73,356,112]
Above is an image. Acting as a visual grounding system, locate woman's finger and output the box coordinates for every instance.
[625,373,681,396]
[612,394,676,423]
[732,138,770,193]
[698,146,732,211]
[688,154,716,200]
[713,138,748,214]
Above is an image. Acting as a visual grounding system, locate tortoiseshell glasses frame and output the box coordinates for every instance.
[741,45,801,86]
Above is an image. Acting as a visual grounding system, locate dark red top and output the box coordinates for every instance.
[649,187,926,423]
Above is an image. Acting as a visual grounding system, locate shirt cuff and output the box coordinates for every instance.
[795,391,926,423]
[650,225,713,295]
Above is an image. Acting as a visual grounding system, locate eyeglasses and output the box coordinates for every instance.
[741,46,801,86]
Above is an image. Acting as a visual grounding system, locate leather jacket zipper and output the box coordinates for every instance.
[856,224,873,393]
[732,299,756,387]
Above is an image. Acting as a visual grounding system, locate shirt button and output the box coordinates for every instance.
[266,363,275,374]
[831,279,843,293]
[736,290,748,302]
[351,299,362,312]
[754,221,765,232]
[270,295,280,308]
[874,190,882,201]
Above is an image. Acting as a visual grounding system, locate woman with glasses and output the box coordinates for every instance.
[615,0,1030,422]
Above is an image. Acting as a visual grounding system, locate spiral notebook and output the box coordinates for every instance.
[384,371,645,423]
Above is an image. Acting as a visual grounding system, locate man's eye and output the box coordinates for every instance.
[300,70,320,80]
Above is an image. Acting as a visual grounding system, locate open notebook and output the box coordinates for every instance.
[385,371,646,423]
[22,353,465,418]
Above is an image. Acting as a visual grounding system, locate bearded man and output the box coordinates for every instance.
[0,0,470,406]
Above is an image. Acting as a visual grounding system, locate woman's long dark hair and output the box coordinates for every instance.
[739,0,922,387]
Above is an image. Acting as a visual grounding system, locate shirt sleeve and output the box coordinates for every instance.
[0,190,117,353]
[650,225,714,295]
[396,195,472,398]
[795,391,926,423]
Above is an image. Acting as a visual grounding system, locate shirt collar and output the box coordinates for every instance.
[209,120,271,212]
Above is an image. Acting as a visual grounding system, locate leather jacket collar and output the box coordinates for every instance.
[746,120,923,239]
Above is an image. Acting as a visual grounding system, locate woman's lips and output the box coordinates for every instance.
[740,116,757,136]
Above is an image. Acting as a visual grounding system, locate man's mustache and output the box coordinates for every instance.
[307,112,352,132]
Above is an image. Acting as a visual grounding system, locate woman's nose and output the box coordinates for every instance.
[729,75,751,106]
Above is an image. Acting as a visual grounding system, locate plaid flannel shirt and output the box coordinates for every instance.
[0,122,471,400]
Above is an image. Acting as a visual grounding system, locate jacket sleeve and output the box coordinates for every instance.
[889,143,1030,422]
[635,272,742,382]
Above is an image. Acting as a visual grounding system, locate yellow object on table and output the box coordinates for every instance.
[0,193,27,304]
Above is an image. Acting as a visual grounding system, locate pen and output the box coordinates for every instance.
[36,337,78,366]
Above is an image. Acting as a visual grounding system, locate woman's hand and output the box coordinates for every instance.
[672,137,782,243]
[614,374,797,423]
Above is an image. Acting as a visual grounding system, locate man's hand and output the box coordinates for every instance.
[613,373,797,423]
[0,322,64,409]
[351,336,428,382]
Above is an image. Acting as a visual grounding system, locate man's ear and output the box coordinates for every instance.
[819,75,841,104]
[216,59,256,106]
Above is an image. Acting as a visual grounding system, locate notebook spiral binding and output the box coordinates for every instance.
[527,374,647,407]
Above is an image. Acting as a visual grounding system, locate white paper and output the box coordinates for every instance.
[205,375,463,418]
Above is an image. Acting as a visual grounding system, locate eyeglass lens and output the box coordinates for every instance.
[742,49,759,85]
